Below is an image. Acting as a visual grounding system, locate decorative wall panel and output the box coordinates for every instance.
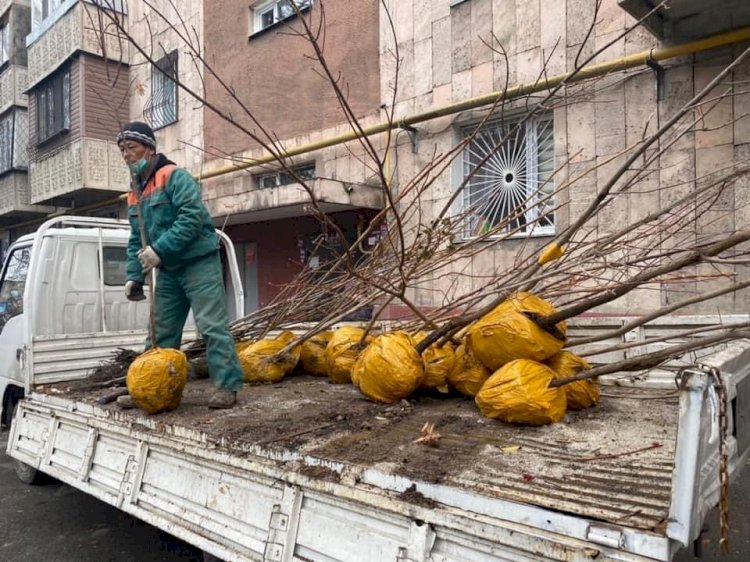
[29,137,128,203]
[0,172,26,212]
[0,66,28,114]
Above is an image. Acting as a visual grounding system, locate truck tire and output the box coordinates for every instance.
[11,402,42,485]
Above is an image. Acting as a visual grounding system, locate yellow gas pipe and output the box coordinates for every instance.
[8,25,750,232]
[197,25,750,180]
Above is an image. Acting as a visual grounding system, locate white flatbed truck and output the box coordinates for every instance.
[3,216,749,562]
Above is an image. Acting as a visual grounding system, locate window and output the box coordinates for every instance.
[0,113,12,173]
[0,24,9,66]
[100,246,128,286]
[36,65,70,144]
[0,246,30,332]
[31,0,63,33]
[257,163,316,189]
[0,111,29,173]
[460,114,554,239]
[144,50,178,129]
[30,1,126,39]
[250,0,311,34]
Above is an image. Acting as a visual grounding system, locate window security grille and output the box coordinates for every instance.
[460,114,555,239]
[0,114,12,172]
[144,50,178,130]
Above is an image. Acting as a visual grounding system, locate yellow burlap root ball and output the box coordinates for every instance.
[235,340,253,354]
[447,344,491,397]
[352,332,425,403]
[467,292,567,371]
[475,359,567,426]
[325,326,370,384]
[126,348,189,415]
[300,331,333,376]
[421,342,455,393]
[411,331,455,393]
[239,331,300,383]
[546,350,600,410]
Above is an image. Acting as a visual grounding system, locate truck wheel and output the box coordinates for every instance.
[11,402,41,485]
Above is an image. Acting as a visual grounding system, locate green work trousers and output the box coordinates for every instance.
[147,251,243,392]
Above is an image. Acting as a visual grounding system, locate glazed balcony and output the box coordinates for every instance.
[27,1,128,89]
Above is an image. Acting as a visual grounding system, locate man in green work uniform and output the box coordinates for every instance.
[118,121,243,409]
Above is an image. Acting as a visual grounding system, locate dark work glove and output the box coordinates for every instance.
[125,280,146,302]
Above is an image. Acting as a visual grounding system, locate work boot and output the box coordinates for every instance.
[208,389,236,409]
[116,394,135,409]
[188,357,210,381]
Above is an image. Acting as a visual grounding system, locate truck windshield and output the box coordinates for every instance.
[0,246,31,331]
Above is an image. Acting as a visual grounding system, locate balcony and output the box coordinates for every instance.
[26,1,129,89]
[29,137,129,205]
[204,177,384,225]
[0,172,56,227]
[619,0,750,41]
[0,65,28,115]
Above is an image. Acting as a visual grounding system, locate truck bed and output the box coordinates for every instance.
[44,376,679,533]
[10,322,750,561]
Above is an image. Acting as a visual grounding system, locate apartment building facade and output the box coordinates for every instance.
[23,0,130,216]
[0,0,51,243]
[0,0,384,315]
[1,0,749,320]
[178,0,383,314]
[372,0,750,316]
[191,0,750,319]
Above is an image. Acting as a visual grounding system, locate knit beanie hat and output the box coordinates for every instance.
[116,121,156,149]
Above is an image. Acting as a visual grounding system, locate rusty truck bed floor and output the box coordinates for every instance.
[43,375,679,533]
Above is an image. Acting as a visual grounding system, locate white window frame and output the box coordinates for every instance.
[30,0,63,34]
[0,23,9,67]
[28,1,128,46]
[249,0,312,35]
[457,113,555,240]
[256,163,316,189]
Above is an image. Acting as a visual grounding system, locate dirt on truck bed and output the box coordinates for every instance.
[43,375,680,533]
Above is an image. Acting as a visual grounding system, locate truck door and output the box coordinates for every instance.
[216,230,245,321]
[0,245,32,387]
[233,241,258,316]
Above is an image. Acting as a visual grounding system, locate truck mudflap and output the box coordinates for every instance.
[666,341,750,554]
[7,395,673,562]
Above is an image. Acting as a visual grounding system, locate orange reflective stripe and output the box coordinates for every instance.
[157,164,177,184]
[142,164,177,198]
[127,192,139,206]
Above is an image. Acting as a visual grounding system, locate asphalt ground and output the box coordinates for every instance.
[0,432,202,561]
[1,431,748,561]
